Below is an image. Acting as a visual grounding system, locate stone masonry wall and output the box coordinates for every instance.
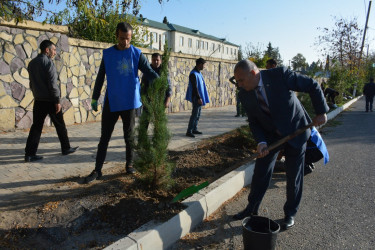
[0,19,237,131]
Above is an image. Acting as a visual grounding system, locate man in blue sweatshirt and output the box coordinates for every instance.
[185,58,210,138]
[84,22,158,183]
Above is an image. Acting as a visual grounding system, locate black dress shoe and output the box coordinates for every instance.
[62,146,79,155]
[186,132,195,138]
[282,216,295,230]
[192,130,202,134]
[84,170,102,184]
[126,165,137,174]
[25,155,43,162]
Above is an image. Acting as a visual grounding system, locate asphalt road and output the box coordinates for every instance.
[172,97,375,250]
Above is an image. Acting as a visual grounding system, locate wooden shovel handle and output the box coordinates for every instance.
[252,123,314,159]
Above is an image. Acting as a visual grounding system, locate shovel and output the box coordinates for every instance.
[171,123,314,203]
[250,122,314,160]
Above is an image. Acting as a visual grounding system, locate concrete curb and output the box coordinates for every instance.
[105,96,362,250]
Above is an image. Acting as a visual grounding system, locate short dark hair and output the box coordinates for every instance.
[196,57,206,65]
[40,40,55,53]
[152,53,161,59]
[266,58,277,66]
[116,22,133,35]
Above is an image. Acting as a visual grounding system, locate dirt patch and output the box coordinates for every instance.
[0,127,258,249]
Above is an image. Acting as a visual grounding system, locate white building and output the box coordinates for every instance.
[137,16,239,60]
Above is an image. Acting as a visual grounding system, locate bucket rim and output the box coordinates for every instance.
[242,215,280,234]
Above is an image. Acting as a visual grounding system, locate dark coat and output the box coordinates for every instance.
[363,82,375,97]
[28,54,60,104]
[239,67,329,148]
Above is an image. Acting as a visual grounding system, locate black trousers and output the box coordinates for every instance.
[25,100,70,156]
[95,98,135,172]
[246,142,306,217]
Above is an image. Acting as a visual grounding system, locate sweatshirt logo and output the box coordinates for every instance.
[116,57,132,76]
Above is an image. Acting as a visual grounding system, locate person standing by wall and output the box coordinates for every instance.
[84,22,158,184]
[140,52,172,129]
[363,77,375,112]
[25,40,78,162]
[232,59,328,230]
[185,58,210,138]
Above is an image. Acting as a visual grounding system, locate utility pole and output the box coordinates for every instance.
[354,0,372,96]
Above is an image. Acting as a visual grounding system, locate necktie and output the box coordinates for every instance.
[256,86,271,115]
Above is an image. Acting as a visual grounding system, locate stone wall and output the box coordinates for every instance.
[0,19,237,131]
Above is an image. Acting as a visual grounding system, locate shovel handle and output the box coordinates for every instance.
[251,123,314,159]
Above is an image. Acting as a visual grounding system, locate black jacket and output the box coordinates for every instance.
[28,54,60,104]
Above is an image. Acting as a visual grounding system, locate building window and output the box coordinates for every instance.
[151,32,158,44]
[201,41,204,50]
[231,48,233,55]
[188,38,192,48]
[218,45,221,52]
[162,34,167,44]
[205,42,208,50]
[234,49,236,55]
[211,43,215,51]
[179,36,184,47]
[196,40,200,49]
[143,34,148,41]
[226,47,229,54]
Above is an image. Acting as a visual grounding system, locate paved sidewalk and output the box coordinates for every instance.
[0,105,247,210]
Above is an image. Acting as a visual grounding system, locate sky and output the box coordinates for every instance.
[40,0,375,65]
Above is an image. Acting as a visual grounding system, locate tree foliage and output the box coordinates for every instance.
[57,0,148,46]
[135,43,174,190]
[291,53,308,71]
[243,42,283,68]
[316,16,370,97]
[0,0,62,23]
[264,42,282,65]
[316,16,362,69]
[0,0,166,22]
[0,0,167,45]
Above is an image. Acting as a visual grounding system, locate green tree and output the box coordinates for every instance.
[316,16,362,69]
[264,42,282,65]
[58,0,148,46]
[243,42,270,68]
[0,0,167,22]
[316,16,367,96]
[305,60,323,77]
[135,43,174,190]
[291,53,308,71]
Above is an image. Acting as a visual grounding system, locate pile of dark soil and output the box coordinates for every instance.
[0,127,258,249]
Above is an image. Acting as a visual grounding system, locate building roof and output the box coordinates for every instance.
[137,16,239,47]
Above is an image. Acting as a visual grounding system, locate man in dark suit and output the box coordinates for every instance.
[232,59,329,230]
[363,77,375,112]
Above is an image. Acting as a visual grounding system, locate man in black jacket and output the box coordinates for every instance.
[25,40,78,162]
[363,78,375,112]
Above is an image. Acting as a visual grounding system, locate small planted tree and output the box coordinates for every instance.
[135,43,174,190]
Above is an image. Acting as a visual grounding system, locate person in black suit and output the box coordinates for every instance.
[363,77,375,112]
[232,59,329,230]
